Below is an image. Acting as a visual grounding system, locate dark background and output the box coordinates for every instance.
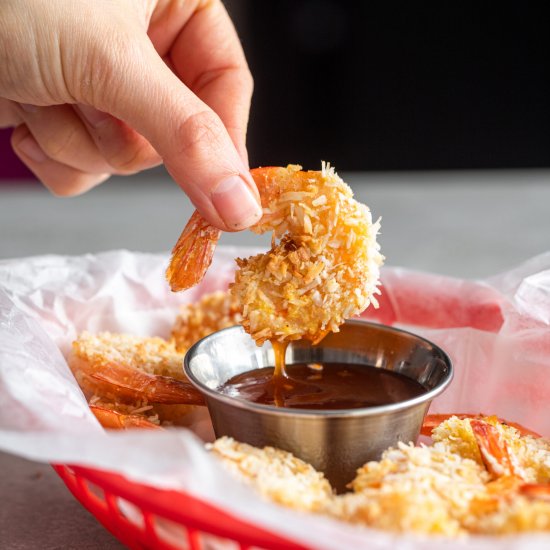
[228,0,549,171]
[2,1,549,177]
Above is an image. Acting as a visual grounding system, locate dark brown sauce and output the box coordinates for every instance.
[219,362,426,410]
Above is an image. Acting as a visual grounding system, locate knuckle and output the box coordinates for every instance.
[106,146,143,173]
[76,27,142,106]
[41,126,80,159]
[177,110,226,157]
[105,136,160,173]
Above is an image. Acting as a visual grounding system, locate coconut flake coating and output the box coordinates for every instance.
[231,164,383,345]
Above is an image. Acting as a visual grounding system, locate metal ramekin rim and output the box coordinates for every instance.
[183,320,453,419]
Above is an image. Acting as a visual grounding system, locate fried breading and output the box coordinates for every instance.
[72,331,186,381]
[326,442,488,536]
[208,437,333,512]
[171,290,242,353]
[231,164,383,345]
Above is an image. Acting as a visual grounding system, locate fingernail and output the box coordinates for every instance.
[211,175,262,230]
[242,170,261,203]
[20,103,38,113]
[78,104,110,128]
[18,134,47,163]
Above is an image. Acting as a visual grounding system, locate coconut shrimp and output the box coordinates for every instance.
[328,416,550,535]
[70,294,250,430]
[209,415,549,536]
[167,164,383,345]
[209,437,333,513]
[428,415,550,483]
[466,418,550,533]
[69,332,204,406]
[427,415,550,533]
[327,441,489,536]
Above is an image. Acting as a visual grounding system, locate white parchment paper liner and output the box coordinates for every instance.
[1,248,549,549]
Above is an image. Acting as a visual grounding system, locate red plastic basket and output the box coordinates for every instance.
[49,273,516,548]
[53,464,310,550]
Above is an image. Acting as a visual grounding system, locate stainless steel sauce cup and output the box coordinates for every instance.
[184,320,452,492]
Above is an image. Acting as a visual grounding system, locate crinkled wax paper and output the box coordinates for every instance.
[1,248,549,550]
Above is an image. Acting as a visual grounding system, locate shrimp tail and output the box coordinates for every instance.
[90,404,162,430]
[166,168,278,292]
[89,362,205,405]
[166,210,221,292]
[470,419,523,480]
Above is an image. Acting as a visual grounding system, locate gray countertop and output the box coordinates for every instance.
[1,168,549,548]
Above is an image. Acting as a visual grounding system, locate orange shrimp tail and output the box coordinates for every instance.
[166,210,221,292]
[421,413,541,438]
[166,168,283,292]
[89,362,205,405]
[471,419,519,479]
[90,404,161,430]
[520,484,550,502]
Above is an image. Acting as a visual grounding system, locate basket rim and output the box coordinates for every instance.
[53,463,310,550]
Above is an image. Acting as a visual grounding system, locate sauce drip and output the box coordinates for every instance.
[270,340,289,407]
[219,362,426,410]
[271,340,289,380]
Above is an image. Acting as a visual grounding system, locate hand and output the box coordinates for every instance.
[0,0,262,231]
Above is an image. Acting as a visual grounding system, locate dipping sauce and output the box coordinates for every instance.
[219,362,426,410]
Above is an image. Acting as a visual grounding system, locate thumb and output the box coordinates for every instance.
[91,38,261,231]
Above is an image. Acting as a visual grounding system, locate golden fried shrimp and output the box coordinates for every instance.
[428,416,550,533]
[210,417,550,536]
[167,164,383,345]
[327,442,488,536]
[69,332,204,406]
[233,164,382,344]
[431,415,550,484]
[208,436,333,512]
[171,290,242,353]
